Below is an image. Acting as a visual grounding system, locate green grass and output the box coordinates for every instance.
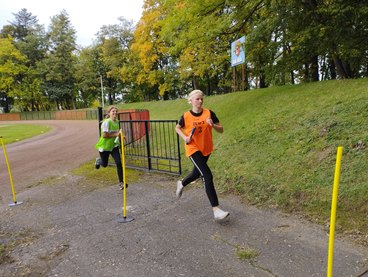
[235,246,259,260]
[0,124,51,144]
[212,232,259,260]
[72,160,142,188]
[120,78,368,240]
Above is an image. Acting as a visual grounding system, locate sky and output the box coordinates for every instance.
[0,0,144,47]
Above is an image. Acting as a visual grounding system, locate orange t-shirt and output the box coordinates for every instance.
[183,108,213,157]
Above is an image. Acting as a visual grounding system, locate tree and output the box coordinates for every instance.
[40,10,77,110]
[135,0,368,95]
[0,36,28,112]
[317,0,368,78]
[74,46,101,108]
[9,9,47,67]
[1,9,47,111]
[96,18,137,104]
[131,0,168,100]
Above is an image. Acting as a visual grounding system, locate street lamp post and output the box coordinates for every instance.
[100,75,104,108]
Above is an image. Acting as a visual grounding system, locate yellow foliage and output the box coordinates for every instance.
[159,83,169,96]
[91,99,100,108]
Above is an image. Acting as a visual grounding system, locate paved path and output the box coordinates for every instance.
[0,120,367,276]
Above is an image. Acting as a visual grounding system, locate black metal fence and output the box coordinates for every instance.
[97,107,181,175]
[120,120,181,175]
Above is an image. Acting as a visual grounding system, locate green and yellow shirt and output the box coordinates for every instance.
[95,118,120,152]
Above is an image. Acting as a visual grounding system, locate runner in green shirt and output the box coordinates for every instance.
[95,106,127,190]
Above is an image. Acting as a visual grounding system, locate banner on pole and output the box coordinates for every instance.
[231,36,245,67]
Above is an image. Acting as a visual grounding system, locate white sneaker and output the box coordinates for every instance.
[119,182,128,190]
[176,180,184,198]
[95,158,101,169]
[214,208,229,220]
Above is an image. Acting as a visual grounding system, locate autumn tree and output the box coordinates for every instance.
[137,0,368,94]
[132,0,185,100]
[0,37,28,112]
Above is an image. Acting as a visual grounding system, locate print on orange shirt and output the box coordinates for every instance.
[183,109,213,157]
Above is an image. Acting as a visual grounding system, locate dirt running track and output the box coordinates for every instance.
[0,120,99,199]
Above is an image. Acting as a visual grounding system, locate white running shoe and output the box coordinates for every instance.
[95,158,101,169]
[119,182,128,190]
[214,208,230,220]
[176,180,184,198]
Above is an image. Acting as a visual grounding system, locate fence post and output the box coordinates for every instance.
[176,120,182,175]
[98,107,103,136]
[144,121,152,171]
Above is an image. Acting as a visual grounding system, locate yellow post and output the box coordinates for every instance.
[327,146,343,277]
[120,130,127,217]
[0,136,23,206]
[117,130,134,223]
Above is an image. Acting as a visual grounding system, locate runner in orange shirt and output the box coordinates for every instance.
[175,90,229,221]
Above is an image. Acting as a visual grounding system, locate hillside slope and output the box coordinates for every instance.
[122,78,368,244]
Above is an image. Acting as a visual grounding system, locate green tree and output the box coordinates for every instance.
[8,8,47,66]
[317,0,368,78]
[74,46,101,108]
[253,0,368,84]
[1,9,47,111]
[96,18,137,104]
[40,10,77,110]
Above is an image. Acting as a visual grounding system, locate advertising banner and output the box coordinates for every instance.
[231,36,245,67]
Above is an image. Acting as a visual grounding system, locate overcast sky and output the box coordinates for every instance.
[0,0,144,47]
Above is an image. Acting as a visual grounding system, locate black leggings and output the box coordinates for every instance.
[182,151,219,207]
[99,146,123,183]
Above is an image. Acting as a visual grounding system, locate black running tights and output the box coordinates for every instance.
[182,151,219,207]
[99,146,123,183]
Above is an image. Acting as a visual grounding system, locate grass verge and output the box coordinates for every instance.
[72,159,142,188]
[0,124,51,144]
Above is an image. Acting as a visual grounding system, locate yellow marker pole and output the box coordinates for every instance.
[0,136,23,206]
[327,146,343,277]
[121,130,127,217]
[117,130,134,223]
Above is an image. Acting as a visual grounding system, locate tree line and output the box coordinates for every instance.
[0,0,367,112]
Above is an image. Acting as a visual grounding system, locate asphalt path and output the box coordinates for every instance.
[0,120,367,276]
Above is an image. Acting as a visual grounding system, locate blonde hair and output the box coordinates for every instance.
[105,106,118,118]
[187,89,204,104]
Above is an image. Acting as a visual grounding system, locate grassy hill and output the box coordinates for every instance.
[120,78,368,243]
